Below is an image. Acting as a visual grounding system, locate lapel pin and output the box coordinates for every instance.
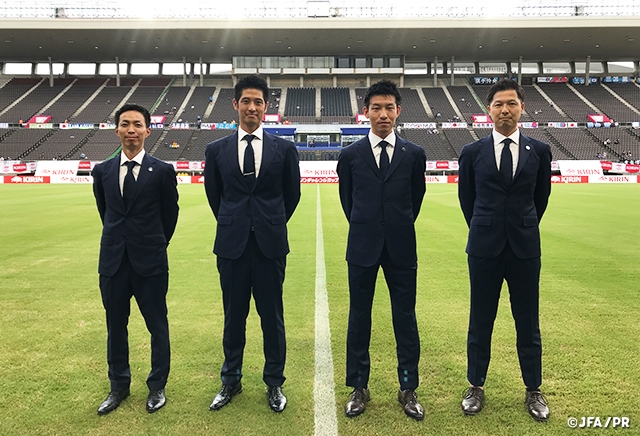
[148,167,153,171]
[525,145,530,150]
[402,147,406,151]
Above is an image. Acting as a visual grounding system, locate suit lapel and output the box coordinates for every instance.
[385,138,408,180]
[356,138,383,180]
[480,135,505,188]
[130,154,155,208]
[222,132,249,189]
[514,134,532,180]
[255,133,275,191]
[111,154,126,211]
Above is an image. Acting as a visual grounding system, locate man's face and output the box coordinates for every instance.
[115,110,150,154]
[233,88,267,133]
[363,94,401,138]
[488,89,524,136]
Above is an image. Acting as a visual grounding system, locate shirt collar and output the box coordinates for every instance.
[120,148,145,165]
[492,129,519,146]
[238,126,264,142]
[369,131,396,148]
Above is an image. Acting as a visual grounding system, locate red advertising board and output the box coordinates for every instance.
[4,176,50,184]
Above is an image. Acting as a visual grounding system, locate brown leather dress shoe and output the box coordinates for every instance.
[398,389,424,421]
[525,390,550,422]
[209,383,242,411]
[345,387,370,418]
[267,386,287,412]
[461,386,484,415]
[146,389,166,413]
[97,389,130,415]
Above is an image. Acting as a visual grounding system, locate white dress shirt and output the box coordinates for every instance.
[237,126,264,177]
[492,129,519,176]
[368,131,396,168]
[119,149,145,196]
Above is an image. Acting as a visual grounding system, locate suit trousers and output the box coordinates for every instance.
[467,243,542,390]
[99,249,170,391]
[217,232,287,387]
[346,244,420,390]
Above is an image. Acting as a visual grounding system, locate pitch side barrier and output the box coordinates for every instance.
[1,160,639,184]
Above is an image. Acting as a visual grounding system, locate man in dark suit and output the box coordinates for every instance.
[93,103,179,415]
[204,75,300,413]
[337,80,426,421]
[458,79,552,421]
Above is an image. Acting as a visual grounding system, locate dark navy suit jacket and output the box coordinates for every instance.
[204,131,301,260]
[458,133,552,259]
[93,152,179,277]
[337,136,426,268]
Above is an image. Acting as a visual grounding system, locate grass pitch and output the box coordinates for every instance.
[0,183,638,435]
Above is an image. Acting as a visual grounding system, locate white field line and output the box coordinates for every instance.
[314,184,339,436]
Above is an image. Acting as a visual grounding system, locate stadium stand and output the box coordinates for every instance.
[152,130,194,161]
[22,128,93,160]
[153,86,191,118]
[588,128,640,161]
[71,79,132,124]
[67,129,118,161]
[422,87,457,122]
[179,129,232,161]
[518,128,575,160]
[0,129,54,159]
[545,128,606,160]
[537,83,595,123]
[444,128,476,156]
[43,78,104,123]
[123,82,167,115]
[208,88,237,122]
[574,83,639,123]
[267,88,282,115]
[285,87,315,121]
[396,88,429,123]
[0,78,74,124]
[182,86,216,121]
[447,86,486,123]
[0,78,42,114]
[605,83,640,113]
[320,87,352,123]
[401,129,457,160]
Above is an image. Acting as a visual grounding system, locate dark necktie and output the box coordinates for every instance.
[500,138,513,186]
[379,140,390,176]
[243,134,256,184]
[123,161,137,207]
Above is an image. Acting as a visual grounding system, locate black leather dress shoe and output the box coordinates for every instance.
[345,387,370,418]
[209,383,242,410]
[267,386,287,412]
[146,389,166,413]
[97,389,130,415]
[461,386,484,415]
[525,390,550,422]
[398,389,424,421]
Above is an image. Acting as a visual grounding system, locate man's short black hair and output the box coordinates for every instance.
[364,79,402,108]
[235,75,269,102]
[115,103,151,128]
[487,79,525,105]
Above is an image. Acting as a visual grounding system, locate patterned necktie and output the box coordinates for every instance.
[243,134,256,184]
[500,138,513,186]
[123,161,137,207]
[379,140,390,176]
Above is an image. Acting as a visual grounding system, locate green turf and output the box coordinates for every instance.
[0,183,638,435]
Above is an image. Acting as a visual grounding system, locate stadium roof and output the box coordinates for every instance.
[1,1,639,65]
